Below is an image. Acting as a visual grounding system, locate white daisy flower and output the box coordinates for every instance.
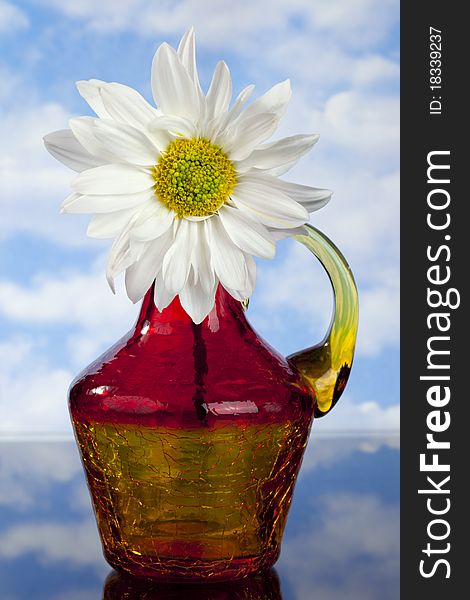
[44,28,331,323]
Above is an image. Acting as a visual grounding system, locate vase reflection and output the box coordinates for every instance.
[102,568,283,599]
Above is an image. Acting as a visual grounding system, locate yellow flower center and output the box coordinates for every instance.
[152,137,237,218]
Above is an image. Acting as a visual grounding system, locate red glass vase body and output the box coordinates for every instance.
[69,225,358,581]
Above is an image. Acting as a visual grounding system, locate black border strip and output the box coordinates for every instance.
[401,3,466,597]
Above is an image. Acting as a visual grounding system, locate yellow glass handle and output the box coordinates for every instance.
[287,224,359,417]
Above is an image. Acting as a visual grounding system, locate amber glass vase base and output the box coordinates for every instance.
[75,418,303,581]
[104,548,280,582]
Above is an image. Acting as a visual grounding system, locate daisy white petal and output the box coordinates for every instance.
[240,171,332,212]
[245,253,257,297]
[268,225,309,241]
[179,273,217,324]
[218,205,275,259]
[151,43,200,121]
[185,215,211,221]
[216,80,291,151]
[153,274,177,312]
[177,28,206,125]
[216,84,255,131]
[60,192,81,213]
[125,228,174,303]
[235,134,319,172]
[291,189,332,212]
[206,83,255,142]
[130,203,175,241]
[192,221,215,293]
[72,164,155,195]
[232,191,307,229]
[62,189,153,214]
[177,28,203,95]
[93,120,160,166]
[87,208,138,238]
[262,159,299,176]
[43,129,105,172]
[77,79,159,128]
[220,112,279,161]
[232,176,309,228]
[69,117,116,162]
[207,217,247,291]
[224,253,256,300]
[240,79,291,121]
[206,61,232,121]
[99,83,159,128]
[269,181,331,212]
[76,79,112,119]
[106,215,142,292]
[162,220,195,294]
[149,115,197,141]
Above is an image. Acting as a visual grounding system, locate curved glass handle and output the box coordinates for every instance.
[287,224,359,417]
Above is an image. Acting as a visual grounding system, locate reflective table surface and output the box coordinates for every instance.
[0,433,399,600]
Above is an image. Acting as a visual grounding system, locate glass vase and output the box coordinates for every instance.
[69,224,358,581]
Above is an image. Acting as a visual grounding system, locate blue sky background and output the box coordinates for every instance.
[0,0,399,433]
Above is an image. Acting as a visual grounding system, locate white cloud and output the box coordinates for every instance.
[0,264,140,433]
[306,0,397,46]
[0,233,144,432]
[0,64,22,103]
[279,492,399,600]
[357,274,400,354]
[0,262,128,326]
[319,91,399,163]
[352,55,400,88]
[0,1,29,33]
[38,0,397,51]
[0,262,135,365]
[0,102,94,246]
[266,45,398,100]
[0,441,82,507]
[0,520,107,573]
[312,171,400,272]
[315,395,400,431]
[31,1,398,117]
[0,336,74,433]
[301,433,399,472]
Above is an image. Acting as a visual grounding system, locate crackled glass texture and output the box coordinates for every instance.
[69,225,358,581]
